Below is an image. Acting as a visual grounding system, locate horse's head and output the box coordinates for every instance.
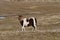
[18,15,23,20]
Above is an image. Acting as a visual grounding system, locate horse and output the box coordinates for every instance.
[18,15,37,31]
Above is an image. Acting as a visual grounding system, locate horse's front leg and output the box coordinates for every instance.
[22,26,25,31]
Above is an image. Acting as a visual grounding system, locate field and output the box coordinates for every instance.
[0,0,60,40]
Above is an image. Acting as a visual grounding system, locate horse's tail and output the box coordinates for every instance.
[35,18,37,26]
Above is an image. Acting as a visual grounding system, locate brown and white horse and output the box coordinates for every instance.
[18,15,37,31]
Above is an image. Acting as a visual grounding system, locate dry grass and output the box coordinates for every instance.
[0,1,60,40]
[0,31,60,40]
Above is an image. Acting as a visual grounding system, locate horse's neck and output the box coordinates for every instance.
[20,17,26,20]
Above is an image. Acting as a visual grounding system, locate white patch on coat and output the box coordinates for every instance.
[23,18,29,27]
[22,18,29,31]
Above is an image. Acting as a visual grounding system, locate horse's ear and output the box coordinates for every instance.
[18,15,23,17]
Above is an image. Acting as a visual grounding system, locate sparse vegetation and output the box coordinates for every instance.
[0,0,60,40]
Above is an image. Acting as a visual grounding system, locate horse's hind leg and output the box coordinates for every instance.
[32,25,37,31]
[35,25,37,31]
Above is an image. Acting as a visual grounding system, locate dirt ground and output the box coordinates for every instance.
[0,1,60,40]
